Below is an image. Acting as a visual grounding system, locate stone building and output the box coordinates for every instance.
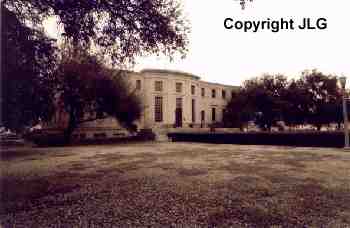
[130,69,238,129]
[53,69,239,140]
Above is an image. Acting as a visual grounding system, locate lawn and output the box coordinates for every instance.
[1,143,350,227]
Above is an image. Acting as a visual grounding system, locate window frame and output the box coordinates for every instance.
[191,85,195,95]
[212,89,216,98]
[176,82,183,93]
[136,80,141,90]
[155,81,163,92]
[154,96,163,122]
[212,107,216,122]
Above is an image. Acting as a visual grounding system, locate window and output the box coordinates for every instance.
[222,90,226,99]
[212,89,216,98]
[176,82,182,93]
[212,108,216,122]
[154,96,163,122]
[176,97,183,109]
[155,81,163,92]
[191,85,195,95]
[136,80,141,90]
[201,110,205,122]
[201,88,205,97]
[192,99,196,122]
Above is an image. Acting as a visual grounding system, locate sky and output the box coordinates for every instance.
[44,0,350,87]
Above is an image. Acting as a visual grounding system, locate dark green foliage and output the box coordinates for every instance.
[168,132,345,148]
[3,0,189,65]
[1,5,57,131]
[224,70,344,131]
[2,0,189,132]
[223,91,254,130]
[56,47,142,141]
[224,74,288,131]
[293,70,342,130]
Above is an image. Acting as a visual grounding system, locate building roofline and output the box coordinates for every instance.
[140,68,201,80]
[199,80,239,89]
[123,68,240,89]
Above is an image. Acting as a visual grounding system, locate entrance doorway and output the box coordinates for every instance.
[175,98,183,128]
[175,108,182,127]
[201,110,205,128]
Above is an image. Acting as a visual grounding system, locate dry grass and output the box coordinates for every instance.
[1,143,350,227]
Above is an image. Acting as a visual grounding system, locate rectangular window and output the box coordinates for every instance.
[201,88,205,97]
[176,82,182,93]
[176,97,183,109]
[155,81,163,92]
[212,89,216,98]
[154,96,163,122]
[212,108,216,122]
[191,85,195,95]
[222,90,226,99]
[136,80,141,90]
[192,99,196,123]
[201,110,205,122]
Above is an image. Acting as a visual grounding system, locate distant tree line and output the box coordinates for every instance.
[223,70,346,131]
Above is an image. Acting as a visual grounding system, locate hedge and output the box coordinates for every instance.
[26,128,156,147]
[167,131,347,148]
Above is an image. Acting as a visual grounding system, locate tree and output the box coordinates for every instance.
[281,79,311,127]
[1,5,57,131]
[55,46,142,142]
[293,70,342,130]
[224,74,289,131]
[2,0,189,131]
[244,74,288,131]
[225,70,345,131]
[223,90,254,130]
[3,0,189,65]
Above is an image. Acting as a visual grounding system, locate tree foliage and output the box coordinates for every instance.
[1,5,57,131]
[3,0,190,65]
[224,70,344,131]
[225,74,288,131]
[292,70,342,130]
[1,0,189,132]
[223,91,254,130]
[55,46,142,141]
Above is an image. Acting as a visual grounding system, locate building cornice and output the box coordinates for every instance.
[140,69,201,81]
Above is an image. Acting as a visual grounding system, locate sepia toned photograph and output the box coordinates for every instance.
[1,0,350,227]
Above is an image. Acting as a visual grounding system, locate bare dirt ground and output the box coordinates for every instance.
[1,142,350,227]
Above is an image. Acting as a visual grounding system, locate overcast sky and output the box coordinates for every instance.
[44,0,350,86]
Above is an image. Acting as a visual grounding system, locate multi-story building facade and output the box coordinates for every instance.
[53,69,239,140]
[130,69,238,129]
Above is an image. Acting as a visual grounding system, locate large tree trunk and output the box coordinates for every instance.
[63,110,77,144]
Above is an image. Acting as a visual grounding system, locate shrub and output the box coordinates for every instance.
[168,131,345,148]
